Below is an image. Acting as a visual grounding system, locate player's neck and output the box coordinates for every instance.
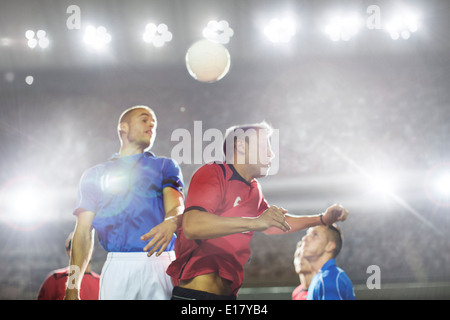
[119,143,146,157]
[308,254,332,273]
[232,163,255,183]
[299,273,313,289]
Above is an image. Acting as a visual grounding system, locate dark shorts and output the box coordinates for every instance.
[171,286,237,300]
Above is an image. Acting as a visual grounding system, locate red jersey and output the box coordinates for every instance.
[292,284,308,300]
[166,163,269,296]
[37,266,100,300]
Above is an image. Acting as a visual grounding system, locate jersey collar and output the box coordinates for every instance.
[109,151,155,161]
[320,259,337,272]
[227,163,253,186]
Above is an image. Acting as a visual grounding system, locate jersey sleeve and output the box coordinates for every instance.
[73,167,100,216]
[184,164,223,214]
[162,158,185,195]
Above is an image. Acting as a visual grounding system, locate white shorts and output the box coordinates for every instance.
[99,251,176,300]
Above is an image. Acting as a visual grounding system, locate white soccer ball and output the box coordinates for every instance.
[185,39,231,83]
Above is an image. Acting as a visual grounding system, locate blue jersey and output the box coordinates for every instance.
[74,152,184,252]
[307,259,355,300]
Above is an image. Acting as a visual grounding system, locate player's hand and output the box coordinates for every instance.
[253,205,291,233]
[322,204,349,225]
[141,216,178,257]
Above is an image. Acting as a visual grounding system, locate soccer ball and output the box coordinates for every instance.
[185,39,231,83]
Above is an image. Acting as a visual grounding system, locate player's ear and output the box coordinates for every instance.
[325,240,336,254]
[236,138,246,155]
[119,122,129,134]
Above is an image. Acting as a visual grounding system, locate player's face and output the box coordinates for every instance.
[293,241,312,274]
[126,108,157,149]
[246,130,274,177]
[301,226,330,260]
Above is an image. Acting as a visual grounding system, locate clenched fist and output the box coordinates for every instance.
[321,204,349,226]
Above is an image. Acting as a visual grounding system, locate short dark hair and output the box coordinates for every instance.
[222,121,273,160]
[327,224,343,258]
[65,232,73,252]
[66,239,72,252]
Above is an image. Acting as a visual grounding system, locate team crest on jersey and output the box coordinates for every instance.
[233,196,241,207]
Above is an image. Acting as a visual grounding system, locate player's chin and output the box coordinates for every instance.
[258,165,271,177]
[140,138,152,149]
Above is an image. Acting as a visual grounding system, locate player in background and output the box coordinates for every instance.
[292,240,315,300]
[38,232,100,300]
[302,224,355,300]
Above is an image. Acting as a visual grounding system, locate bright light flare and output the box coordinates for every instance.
[0,177,53,230]
[367,173,397,196]
[328,145,440,233]
[384,8,421,40]
[143,23,173,47]
[324,12,363,41]
[25,29,49,49]
[83,25,112,51]
[436,174,450,196]
[203,20,234,44]
[263,14,297,44]
[425,163,450,207]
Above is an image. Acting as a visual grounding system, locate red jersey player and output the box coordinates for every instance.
[167,122,349,300]
[37,233,100,300]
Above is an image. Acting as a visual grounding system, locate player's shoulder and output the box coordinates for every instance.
[194,161,228,178]
[336,267,352,282]
[143,151,180,166]
[79,162,106,181]
[86,271,101,279]
[45,266,70,280]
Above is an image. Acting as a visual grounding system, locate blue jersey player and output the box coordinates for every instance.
[64,106,184,300]
[302,224,355,300]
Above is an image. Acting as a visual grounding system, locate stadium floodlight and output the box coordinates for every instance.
[25,75,34,85]
[202,20,234,44]
[25,30,37,48]
[324,12,363,42]
[263,15,297,44]
[384,8,421,40]
[25,29,49,49]
[435,174,450,197]
[83,25,112,51]
[424,163,450,207]
[143,23,173,47]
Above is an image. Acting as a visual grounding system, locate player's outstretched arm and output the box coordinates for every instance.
[182,205,290,240]
[264,204,349,235]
